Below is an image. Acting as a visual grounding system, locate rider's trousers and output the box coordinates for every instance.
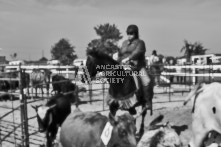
[138,67,152,106]
[139,67,150,86]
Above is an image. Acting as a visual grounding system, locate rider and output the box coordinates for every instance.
[118,24,152,110]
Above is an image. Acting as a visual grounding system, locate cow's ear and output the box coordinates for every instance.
[108,113,119,126]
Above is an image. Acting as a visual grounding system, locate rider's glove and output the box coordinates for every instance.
[122,57,130,64]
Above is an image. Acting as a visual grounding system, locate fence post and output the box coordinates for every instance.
[102,82,105,110]
[89,83,92,104]
[19,65,29,147]
[66,66,69,79]
[192,67,196,85]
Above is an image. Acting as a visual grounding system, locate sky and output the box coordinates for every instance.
[0,0,221,61]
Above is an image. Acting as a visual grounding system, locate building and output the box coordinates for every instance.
[73,59,86,67]
[176,56,186,65]
[191,54,221,65]
[176,54,221,65]
[8,60,25,65]
[0,56,7,64]
[47,60,60,65]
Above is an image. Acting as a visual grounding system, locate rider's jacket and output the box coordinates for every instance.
[118,38,146,70]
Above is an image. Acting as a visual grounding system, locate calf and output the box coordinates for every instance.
[183,82,221,147]
[52,74,76,94]
[60,111,137,147]
[32,94,72,147]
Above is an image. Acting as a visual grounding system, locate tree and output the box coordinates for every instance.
[180,40,194,63]
[51,38,77,65]
[192,42,208,55]
[87,23,123,55]
[10,53,17,60]
[166,56,176,65]
[180,40,209,64]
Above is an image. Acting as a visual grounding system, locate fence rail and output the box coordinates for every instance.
[159,64,221,84]
[1,63,221,146]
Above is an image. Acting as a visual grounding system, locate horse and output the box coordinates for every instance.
[84,49,154,138]
[30,68,51,98]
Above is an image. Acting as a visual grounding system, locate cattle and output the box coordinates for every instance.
[183,82,221,147]
[0,94,16,101]
[0,71,29,92]
[138,121,184,147]
[0,80,10,91]
[60,111,137,147]
[51,74,75,94]
[32,93,72,147]
[51,74,87,104]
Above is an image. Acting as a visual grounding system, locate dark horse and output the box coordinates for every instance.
[85,49,154,137]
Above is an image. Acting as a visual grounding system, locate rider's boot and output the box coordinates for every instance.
[142,85,153,111]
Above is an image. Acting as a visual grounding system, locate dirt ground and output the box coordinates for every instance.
[0,84,196,147]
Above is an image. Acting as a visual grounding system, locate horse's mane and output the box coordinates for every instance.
[87,49,119,65]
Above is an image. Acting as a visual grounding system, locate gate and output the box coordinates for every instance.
[0,65,45,147]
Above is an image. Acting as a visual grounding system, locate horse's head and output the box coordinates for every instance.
[86,55,99,79]
[85,49,119,80]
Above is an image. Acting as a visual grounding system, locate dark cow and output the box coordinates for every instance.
[0,71,29,92]
[0,94,16,101]
[60,111,137,147]
[51,74,76,94]
[0,80,10,91]
[32,93,72,147]
[51,74,83,104]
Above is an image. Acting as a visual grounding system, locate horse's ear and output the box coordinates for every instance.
[87,55,94,63]
[86,48,94,56]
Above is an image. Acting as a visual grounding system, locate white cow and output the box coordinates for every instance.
[183,82,221,147]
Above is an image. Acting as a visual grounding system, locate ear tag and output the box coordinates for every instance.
[101,122,113,146]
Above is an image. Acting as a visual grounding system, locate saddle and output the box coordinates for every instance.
[106,63,144,110]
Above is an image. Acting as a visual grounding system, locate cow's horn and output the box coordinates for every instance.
[49,104,56,109]
[109,112,119,124]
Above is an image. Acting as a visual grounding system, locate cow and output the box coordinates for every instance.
[51,74,75,94]
[0,80,10,91]
[183,82,221,147]
[137,121,185,147]
[32,93,72,147]
[0,94,16,101]
[0,71,29,92]
[51,74,86,103]
[60,111,137,147]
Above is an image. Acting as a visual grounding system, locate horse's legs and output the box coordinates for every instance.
[46,83,49,97]
[46,133,52,147]
[31,86,34,99]
[35,87,38,98]
[41,87,44,97]
[139,105,147,137]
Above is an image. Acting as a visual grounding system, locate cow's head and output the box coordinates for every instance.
[32,104,56,132]
[109,113,137,147]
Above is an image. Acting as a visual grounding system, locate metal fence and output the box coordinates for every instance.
[1,64,221,146]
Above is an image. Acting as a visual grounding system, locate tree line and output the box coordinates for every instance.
[10,23,209,65]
